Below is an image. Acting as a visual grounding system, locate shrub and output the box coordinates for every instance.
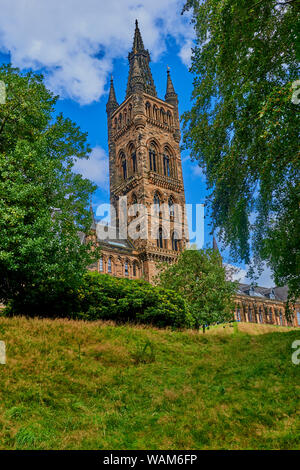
[73,272,192,329]
[5,272,192,330]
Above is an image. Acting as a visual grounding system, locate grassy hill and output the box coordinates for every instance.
[0,317,299,450]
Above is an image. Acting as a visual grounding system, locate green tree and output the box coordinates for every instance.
[182,0,300,304]
[0,65,98,315]
[157,249,236,332]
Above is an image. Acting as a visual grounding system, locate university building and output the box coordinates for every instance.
[88,20,188,283]
[87,21,300,328]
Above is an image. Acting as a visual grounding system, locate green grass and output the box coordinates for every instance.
[0,317,299,450]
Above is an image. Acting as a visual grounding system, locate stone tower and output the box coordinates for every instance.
[106,20,188,282]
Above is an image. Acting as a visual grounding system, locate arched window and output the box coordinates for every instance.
[167,110,172,126]
[145,102,151,118]
[121,155,127,179]
[153,105,158,120]
[149,145,157,172]
[133,262,138,277]
[157,227,163,249]
[163,153,170,177]
[248,307,253,322]
[118,114,122,129]
[108,257,112,273]
[268,308,273,323]
[125,261,129,276]
[168,197,175,217]
[297,311,300,326]
[258,307,263,323]
[172,232,179,251]
[128,104,132,120]
[99,257,103,272]
[236,307,241,322]
[279,310,283,325]
[131,151,137,173]
[154,193,160,213]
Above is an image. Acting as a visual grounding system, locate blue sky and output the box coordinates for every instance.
[0,0,274,286]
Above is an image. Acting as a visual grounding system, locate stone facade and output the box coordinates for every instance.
[234,284,300,327]
[99,20,188,283]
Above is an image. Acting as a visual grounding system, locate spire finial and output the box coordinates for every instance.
[106,74,119,114]
[89,201,97,230]
[165,67,177,102]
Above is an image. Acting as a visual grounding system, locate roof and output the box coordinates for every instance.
[95,224,136,253]
[237,283,289,302]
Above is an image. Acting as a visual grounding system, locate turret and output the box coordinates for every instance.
[165,69,180,142]
[106,77,119,116]
[165,69,178,105]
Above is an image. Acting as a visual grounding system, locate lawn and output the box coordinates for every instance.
[0,317,299,450]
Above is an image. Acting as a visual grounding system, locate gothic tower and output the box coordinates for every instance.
[106,20,188,282]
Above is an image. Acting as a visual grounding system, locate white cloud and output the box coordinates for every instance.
[73,146,109,190]
[191,165,205,179]
[0,0,194,104]
[178,39,193,67]
[226,263,274,288]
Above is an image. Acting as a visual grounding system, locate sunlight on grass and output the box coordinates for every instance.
[0,317,299,450]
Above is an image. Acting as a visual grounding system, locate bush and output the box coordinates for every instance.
[74,272,192,329]
[5,272,192,329]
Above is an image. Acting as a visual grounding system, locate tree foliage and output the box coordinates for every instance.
[6,272,192,329]
[182,0,300,302]
[0,65,98,310]
[157,249,236,332]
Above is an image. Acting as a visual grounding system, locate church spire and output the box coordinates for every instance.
[106,76,119,115]
[132,19,145,52]
[126,20,157,98]
[165,69,178,102]
[90,203,96,230]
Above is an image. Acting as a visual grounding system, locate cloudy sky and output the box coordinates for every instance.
[0,0,274,286]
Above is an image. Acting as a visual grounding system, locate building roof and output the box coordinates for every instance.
[237,283,289,302]
[95,223,136,254]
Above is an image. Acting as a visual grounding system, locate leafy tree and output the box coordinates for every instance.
[0,65,98,314]
[182,0,300,304]
[157,249,236,332]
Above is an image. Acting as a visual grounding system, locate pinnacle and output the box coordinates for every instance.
[132,19,145,52]
[165,68,177,100]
